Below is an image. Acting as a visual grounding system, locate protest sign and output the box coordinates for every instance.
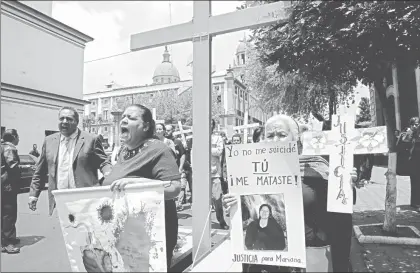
[52,179,168,272]
[225,142,306,268]
[301,112,387,213]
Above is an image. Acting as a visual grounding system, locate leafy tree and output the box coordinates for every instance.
[249,0,420,232]
[110,86,223,128]
[244,31,354,122]
[356,97,372,123]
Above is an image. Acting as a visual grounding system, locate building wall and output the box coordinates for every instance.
[1,1,92,99]
[1,16,84,98]
[84,73,270,139]
[1,1,92,152]
[2,101,59,153]
[19,1,52,16]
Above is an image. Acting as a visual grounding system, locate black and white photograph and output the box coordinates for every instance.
[2,0,420,272]
[241,194,288,252]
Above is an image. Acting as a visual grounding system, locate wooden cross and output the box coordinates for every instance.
[233,111,260,143]
[301,106,388,213]
[173,120,193,144]
[152,108,165,124]
[131,1,290,262]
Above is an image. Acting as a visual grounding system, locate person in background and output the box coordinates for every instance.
[211,119,229,230]
[102,104,181,269]
[223,114,360,272]
[231,134,242,145]
[400,116,420,211]
[29,144,40,158]
[165,124,186,210]
[155,123,176,155]
[184,137,193,203]
[1,129,21,254]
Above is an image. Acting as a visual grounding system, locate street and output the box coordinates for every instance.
[1,188,225,272]
[1,166,413,272]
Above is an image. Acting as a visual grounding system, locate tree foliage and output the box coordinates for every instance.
[110,87,223,126]
[252,1,420,87]
[356,97,372,123]
[244,35,354,121]
[248,0,420,233]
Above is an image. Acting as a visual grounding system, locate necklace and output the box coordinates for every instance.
[122,139,154,160]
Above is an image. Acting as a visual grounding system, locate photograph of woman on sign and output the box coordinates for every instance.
[244,203,286,251]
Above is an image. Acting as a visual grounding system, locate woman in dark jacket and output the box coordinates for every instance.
[245,204,286,251]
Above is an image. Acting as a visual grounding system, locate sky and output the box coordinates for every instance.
[52,1,250,94]
[51,1,369,104]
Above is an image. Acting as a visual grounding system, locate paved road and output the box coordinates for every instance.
[2,166,411,272]
[1,188,226,272]
[354,166,411,212]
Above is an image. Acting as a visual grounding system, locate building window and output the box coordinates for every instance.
[235,86,238,95]
[245,93,248,101]
[103,99,108,104]
[241,53,245,65]
[240,90,243,98]
[104,127,108,132]
[92,100,96,105]
[103,110,108,121]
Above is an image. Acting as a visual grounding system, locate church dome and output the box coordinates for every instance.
[153,46,180,84]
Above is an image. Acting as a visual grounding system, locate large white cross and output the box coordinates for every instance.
[301,107,388,214]
[233,111,260,143]
[131,1,291,262]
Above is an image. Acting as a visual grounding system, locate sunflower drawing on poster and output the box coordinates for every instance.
[52,180,167,273]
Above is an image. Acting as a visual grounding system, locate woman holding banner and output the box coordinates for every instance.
[223,114,359,272]
[102,104,181,270]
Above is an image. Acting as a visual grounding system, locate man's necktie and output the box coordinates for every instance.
[58,138,71,189]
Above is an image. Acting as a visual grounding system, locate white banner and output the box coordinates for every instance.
[225,142,306,268]
[52,179,168,272]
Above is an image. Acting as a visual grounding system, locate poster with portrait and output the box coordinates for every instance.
[225,141,306,268]
[52,179,168,272]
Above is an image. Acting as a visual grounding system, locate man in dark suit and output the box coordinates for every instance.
[28,107,112,215]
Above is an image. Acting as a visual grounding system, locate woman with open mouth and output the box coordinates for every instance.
[102,104,181,270]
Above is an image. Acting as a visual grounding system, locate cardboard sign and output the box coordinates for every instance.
[52,179,168,272]
[225,142,306,268]
[302,113,388,213]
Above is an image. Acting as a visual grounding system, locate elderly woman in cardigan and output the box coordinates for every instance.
[223,114,359,272]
